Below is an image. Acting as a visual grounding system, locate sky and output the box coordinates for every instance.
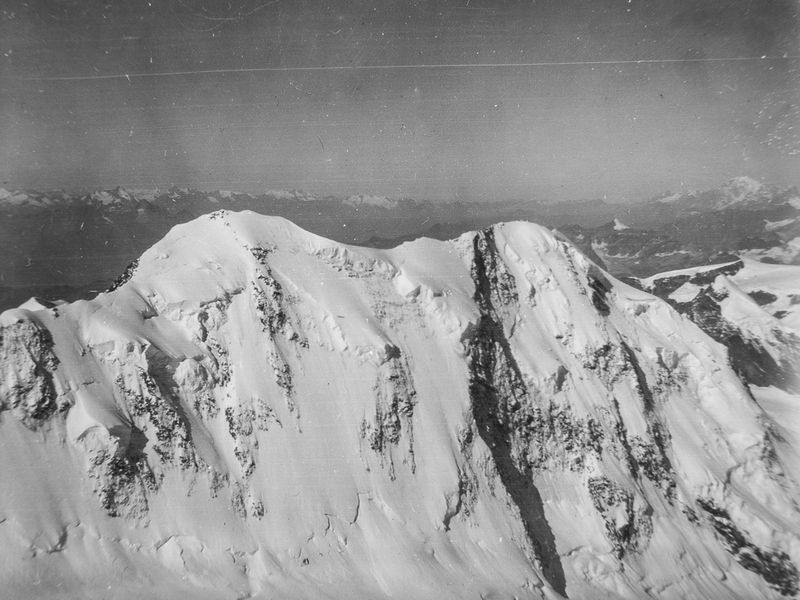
[1,0,798,202]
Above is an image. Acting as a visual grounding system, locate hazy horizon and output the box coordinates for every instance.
[2,173,799,207]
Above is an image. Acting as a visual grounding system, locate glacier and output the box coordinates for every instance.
[1,211,798,599]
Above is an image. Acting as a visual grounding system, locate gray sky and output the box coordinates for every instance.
[1,0,798,201]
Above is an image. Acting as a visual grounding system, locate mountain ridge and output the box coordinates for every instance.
[1,212,799,598]
[3,177,799,312]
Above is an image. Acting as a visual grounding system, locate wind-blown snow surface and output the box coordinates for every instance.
[2,212,799,599]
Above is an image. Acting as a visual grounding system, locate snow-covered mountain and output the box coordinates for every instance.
[0,186,385,212]
[639,259,800,392]
[343,194,399,209]
[3,177,798,312]
[654,176,800,212]
[0,186,436,311]
[2,212,799,599]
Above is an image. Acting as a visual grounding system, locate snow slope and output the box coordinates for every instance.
[727,259,800,330]
[639,259,800,392]
[1,212,799,599]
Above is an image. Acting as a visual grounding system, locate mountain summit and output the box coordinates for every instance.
[1,212,798,599]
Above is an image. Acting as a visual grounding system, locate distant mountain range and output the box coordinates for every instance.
[1,177,798,310]
[559,176,800,279]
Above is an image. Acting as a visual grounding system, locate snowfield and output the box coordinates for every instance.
[1,212,799,599]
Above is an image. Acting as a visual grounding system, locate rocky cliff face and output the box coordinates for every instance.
[1,212,799,599]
